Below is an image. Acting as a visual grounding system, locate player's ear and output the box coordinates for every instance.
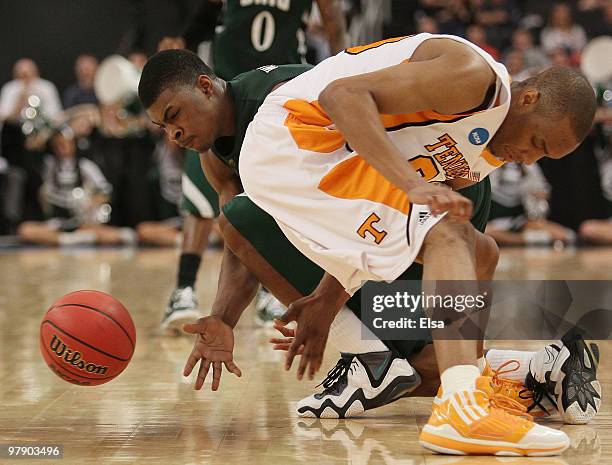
[196,74,214,97]
[519,88,540,108]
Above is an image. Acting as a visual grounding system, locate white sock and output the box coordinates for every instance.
[328,306,388,354]
[58,230,96,246]
[485,349,536,382]
[440,365,480,398]
[477,356,486,373]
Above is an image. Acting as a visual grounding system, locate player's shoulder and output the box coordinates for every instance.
[230,64,314,94]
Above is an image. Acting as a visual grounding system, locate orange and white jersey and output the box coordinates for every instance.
[239,33,511,293]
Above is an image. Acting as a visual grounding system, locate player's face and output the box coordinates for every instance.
[488,89,580,165]
[146,79,219,153]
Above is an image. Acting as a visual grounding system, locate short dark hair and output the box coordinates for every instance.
[525,66,596,142]
[138,49,216,109]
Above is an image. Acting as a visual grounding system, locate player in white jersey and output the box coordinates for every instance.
[241,33,511,293]
[236,33,596,455]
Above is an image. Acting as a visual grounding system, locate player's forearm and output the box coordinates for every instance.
[319,84,427,193]
[312,272,350,312]
[210,245,259,328]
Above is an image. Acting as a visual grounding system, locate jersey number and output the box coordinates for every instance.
[409,156,439,181]
[251,11,275,52]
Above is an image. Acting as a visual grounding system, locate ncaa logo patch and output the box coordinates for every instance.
[468,128,489,146]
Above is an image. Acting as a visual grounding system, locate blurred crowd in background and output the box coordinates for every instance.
[0,0,610,247]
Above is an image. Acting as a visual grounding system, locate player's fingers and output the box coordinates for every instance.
[183,351,200,377]
[269,337,293,345]
[297,349,310,381]
[273,322,295,337]
[211,362,222,391]
[195,359,211,390]
[285,334,304,370]
[182,322,205,335]
[224,360,242,377]
[273,343,305,354]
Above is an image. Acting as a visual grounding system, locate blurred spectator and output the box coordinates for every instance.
[486,163,575,245]
[416,15,440,34]
[505,49,532,81]
[0,58,62,124]
[17,128,136,246]
[541,3,587,57]
[472,0,520,51]
[466,23,500,59]
[62,54,98,109]
[508,28,549,72]
[136,135,185,247]
[128,51,148,70]
[549,46,573,67]
[436,0,472,36]
[576,0,612,39]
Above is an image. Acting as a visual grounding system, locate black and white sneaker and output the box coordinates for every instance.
[296,351,421,419]
[162,286,202,334]
[526,327,601,424]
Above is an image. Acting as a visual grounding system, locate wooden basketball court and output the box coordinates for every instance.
[0,247,609,464]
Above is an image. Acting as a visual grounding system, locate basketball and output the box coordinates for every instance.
[39,290,136,386]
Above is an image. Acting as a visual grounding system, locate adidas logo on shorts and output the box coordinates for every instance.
[418,211,432,225]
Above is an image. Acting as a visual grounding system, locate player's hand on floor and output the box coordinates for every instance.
[275,293,336,381]
[270,322,304,354]
[182,315,242,391]
[407,182,472,222]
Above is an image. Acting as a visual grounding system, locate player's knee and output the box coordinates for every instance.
[425,218,476,249]
[218,213,244,252]
[476,234,499,277]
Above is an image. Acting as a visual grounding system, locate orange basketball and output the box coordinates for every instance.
[39,290,136,386]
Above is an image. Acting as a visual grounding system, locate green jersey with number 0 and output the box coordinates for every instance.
[213,0,313,80]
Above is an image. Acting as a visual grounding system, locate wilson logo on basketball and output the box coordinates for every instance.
[49,334,109,375]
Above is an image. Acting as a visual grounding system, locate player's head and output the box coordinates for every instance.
[138,49,223,153]
[489,66,596,164]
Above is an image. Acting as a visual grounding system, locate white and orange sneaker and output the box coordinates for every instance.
[420,376,569,456]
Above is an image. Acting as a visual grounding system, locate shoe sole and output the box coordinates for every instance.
[420,427,569,456]
[556,328,602,424]
[161,309,202,334]
[297,372,421,419]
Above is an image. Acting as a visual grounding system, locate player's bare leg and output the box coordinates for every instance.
[418,217,568,455]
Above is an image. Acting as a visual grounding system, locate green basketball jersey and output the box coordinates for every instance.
[213,0,313,80]
[211,63,312,173]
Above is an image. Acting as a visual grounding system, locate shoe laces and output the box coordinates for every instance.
[526,375,557,414]
[318,356,358,394]
[490,359,551,416]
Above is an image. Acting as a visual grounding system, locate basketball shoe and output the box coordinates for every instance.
[483,361,554,418]
[162,286,202,334]
[420,376,569,456]
[296,351,421,418]
[526,328,601,424]
[254,288,286,327]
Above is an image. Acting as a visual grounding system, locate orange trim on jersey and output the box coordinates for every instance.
[283,99,345,153]
[345,36,409,55]
[318,155,410,214]
[481,149,505,167]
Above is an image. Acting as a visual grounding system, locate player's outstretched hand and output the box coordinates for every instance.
[407,182,472,222]
[275,293,337,381]
[182,316,242,391]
